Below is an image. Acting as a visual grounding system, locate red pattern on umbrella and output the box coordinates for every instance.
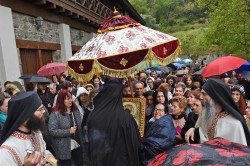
[173,149,203,165]
[205,138,232,146]
[148,152,168,166]
[215,149,250,157]
[37,62,67,76]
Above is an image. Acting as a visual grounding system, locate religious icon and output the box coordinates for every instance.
[122,97,146,137]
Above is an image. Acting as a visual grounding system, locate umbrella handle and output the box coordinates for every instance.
[128,77,134,98]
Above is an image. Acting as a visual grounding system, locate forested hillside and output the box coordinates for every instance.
[129,0,250,61]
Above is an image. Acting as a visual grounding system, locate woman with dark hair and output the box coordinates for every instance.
[153,89,172,114]
[92,76,103,91]
[153,89,168,109]
[184,74,193,90]
[141,103,176,165]
[167,76,176,94]
[185,90,195,116]
[158,83,173,101]
[0,92,11,136]
[48,90,84,166]
[144,91,155,122]
[231,85,246,115]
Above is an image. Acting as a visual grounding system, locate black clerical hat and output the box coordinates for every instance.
[0,91,42,145]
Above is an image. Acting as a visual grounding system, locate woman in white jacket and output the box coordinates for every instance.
[73,87,89,122]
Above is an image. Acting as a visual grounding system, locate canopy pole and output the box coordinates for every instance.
[128,77,134,98]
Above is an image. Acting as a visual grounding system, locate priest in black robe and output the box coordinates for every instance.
[87,83,141,166]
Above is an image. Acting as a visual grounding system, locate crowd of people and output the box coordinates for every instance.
[0,61,250,165]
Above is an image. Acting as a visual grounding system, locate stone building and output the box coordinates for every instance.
[0,0,144,85]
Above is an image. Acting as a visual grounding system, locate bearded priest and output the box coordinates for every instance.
[0,91,56,166]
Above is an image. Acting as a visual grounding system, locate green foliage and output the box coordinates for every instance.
[196,0,250,57]
[129,0,151,15]
[128,0,250,59]
[171,28,222,59]
[141,15,160,30]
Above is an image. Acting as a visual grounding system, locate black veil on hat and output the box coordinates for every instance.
[87,82,141,166]
[0,91,42,145]
[202,78,250,146]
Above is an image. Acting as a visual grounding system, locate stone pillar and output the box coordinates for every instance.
[59,24,72,63]
[0,5,21,86]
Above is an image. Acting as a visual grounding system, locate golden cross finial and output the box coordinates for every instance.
[163,47,168,55]
[79,63,84,71]
[120,58,128,67]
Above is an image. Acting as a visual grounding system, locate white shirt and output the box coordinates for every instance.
[199,114,247,146]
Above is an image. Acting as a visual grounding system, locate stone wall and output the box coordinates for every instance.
[12,12,59,44]
[70,27,94,46]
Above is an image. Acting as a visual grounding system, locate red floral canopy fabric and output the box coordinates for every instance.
[148,138,250,166]
[67,11,181,81]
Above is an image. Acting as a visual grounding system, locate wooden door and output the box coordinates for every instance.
[20,49,53,75]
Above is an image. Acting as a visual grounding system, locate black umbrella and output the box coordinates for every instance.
[148,138,250,166]
[19,75,52,83]
[19,75,35,80]
[193,67,205,75]
[150,66,174,73]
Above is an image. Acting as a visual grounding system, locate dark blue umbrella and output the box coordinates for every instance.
[236,62,250,71]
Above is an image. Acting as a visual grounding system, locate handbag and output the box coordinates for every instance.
[70,112,80,150]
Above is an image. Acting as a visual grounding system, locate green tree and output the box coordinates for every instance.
[196,0,250,58]
[153,0,179,25]
[129,0,151,15]
[141,15,160,29]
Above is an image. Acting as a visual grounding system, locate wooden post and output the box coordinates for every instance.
[128,76,134,98]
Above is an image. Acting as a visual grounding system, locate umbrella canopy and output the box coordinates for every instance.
[149,66,174,73]
[148,138,250,166]
[193,66,205,75]
[242,71,250,81]
[201,56,247,78]
[37,62,67,76]
[172,62,185,69]
[67,11,181,81]
[19,75,35,80]
[173,58,183,62]
[182,59,193,63]
[236,62,250,71]
[19,75,52,83]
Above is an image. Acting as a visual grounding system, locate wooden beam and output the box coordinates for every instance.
[1,0,101,32]
[16,39,61,50]
[78,15,85,21]
[65,10,73,16]
[89,0,94,10]
[46,3,56,9]
[56,6,65,13]
[34,0,46,5]
[94,1,101,13]
[72,13,79,19]
[72,45,82,52]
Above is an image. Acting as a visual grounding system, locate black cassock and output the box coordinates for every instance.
[87,83,141,166]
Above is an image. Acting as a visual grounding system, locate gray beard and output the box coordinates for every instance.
[195,99,217,134]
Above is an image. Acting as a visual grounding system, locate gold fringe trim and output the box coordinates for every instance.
[67,39,182,82]
[98,23,141,33]
[66,61,97,82]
